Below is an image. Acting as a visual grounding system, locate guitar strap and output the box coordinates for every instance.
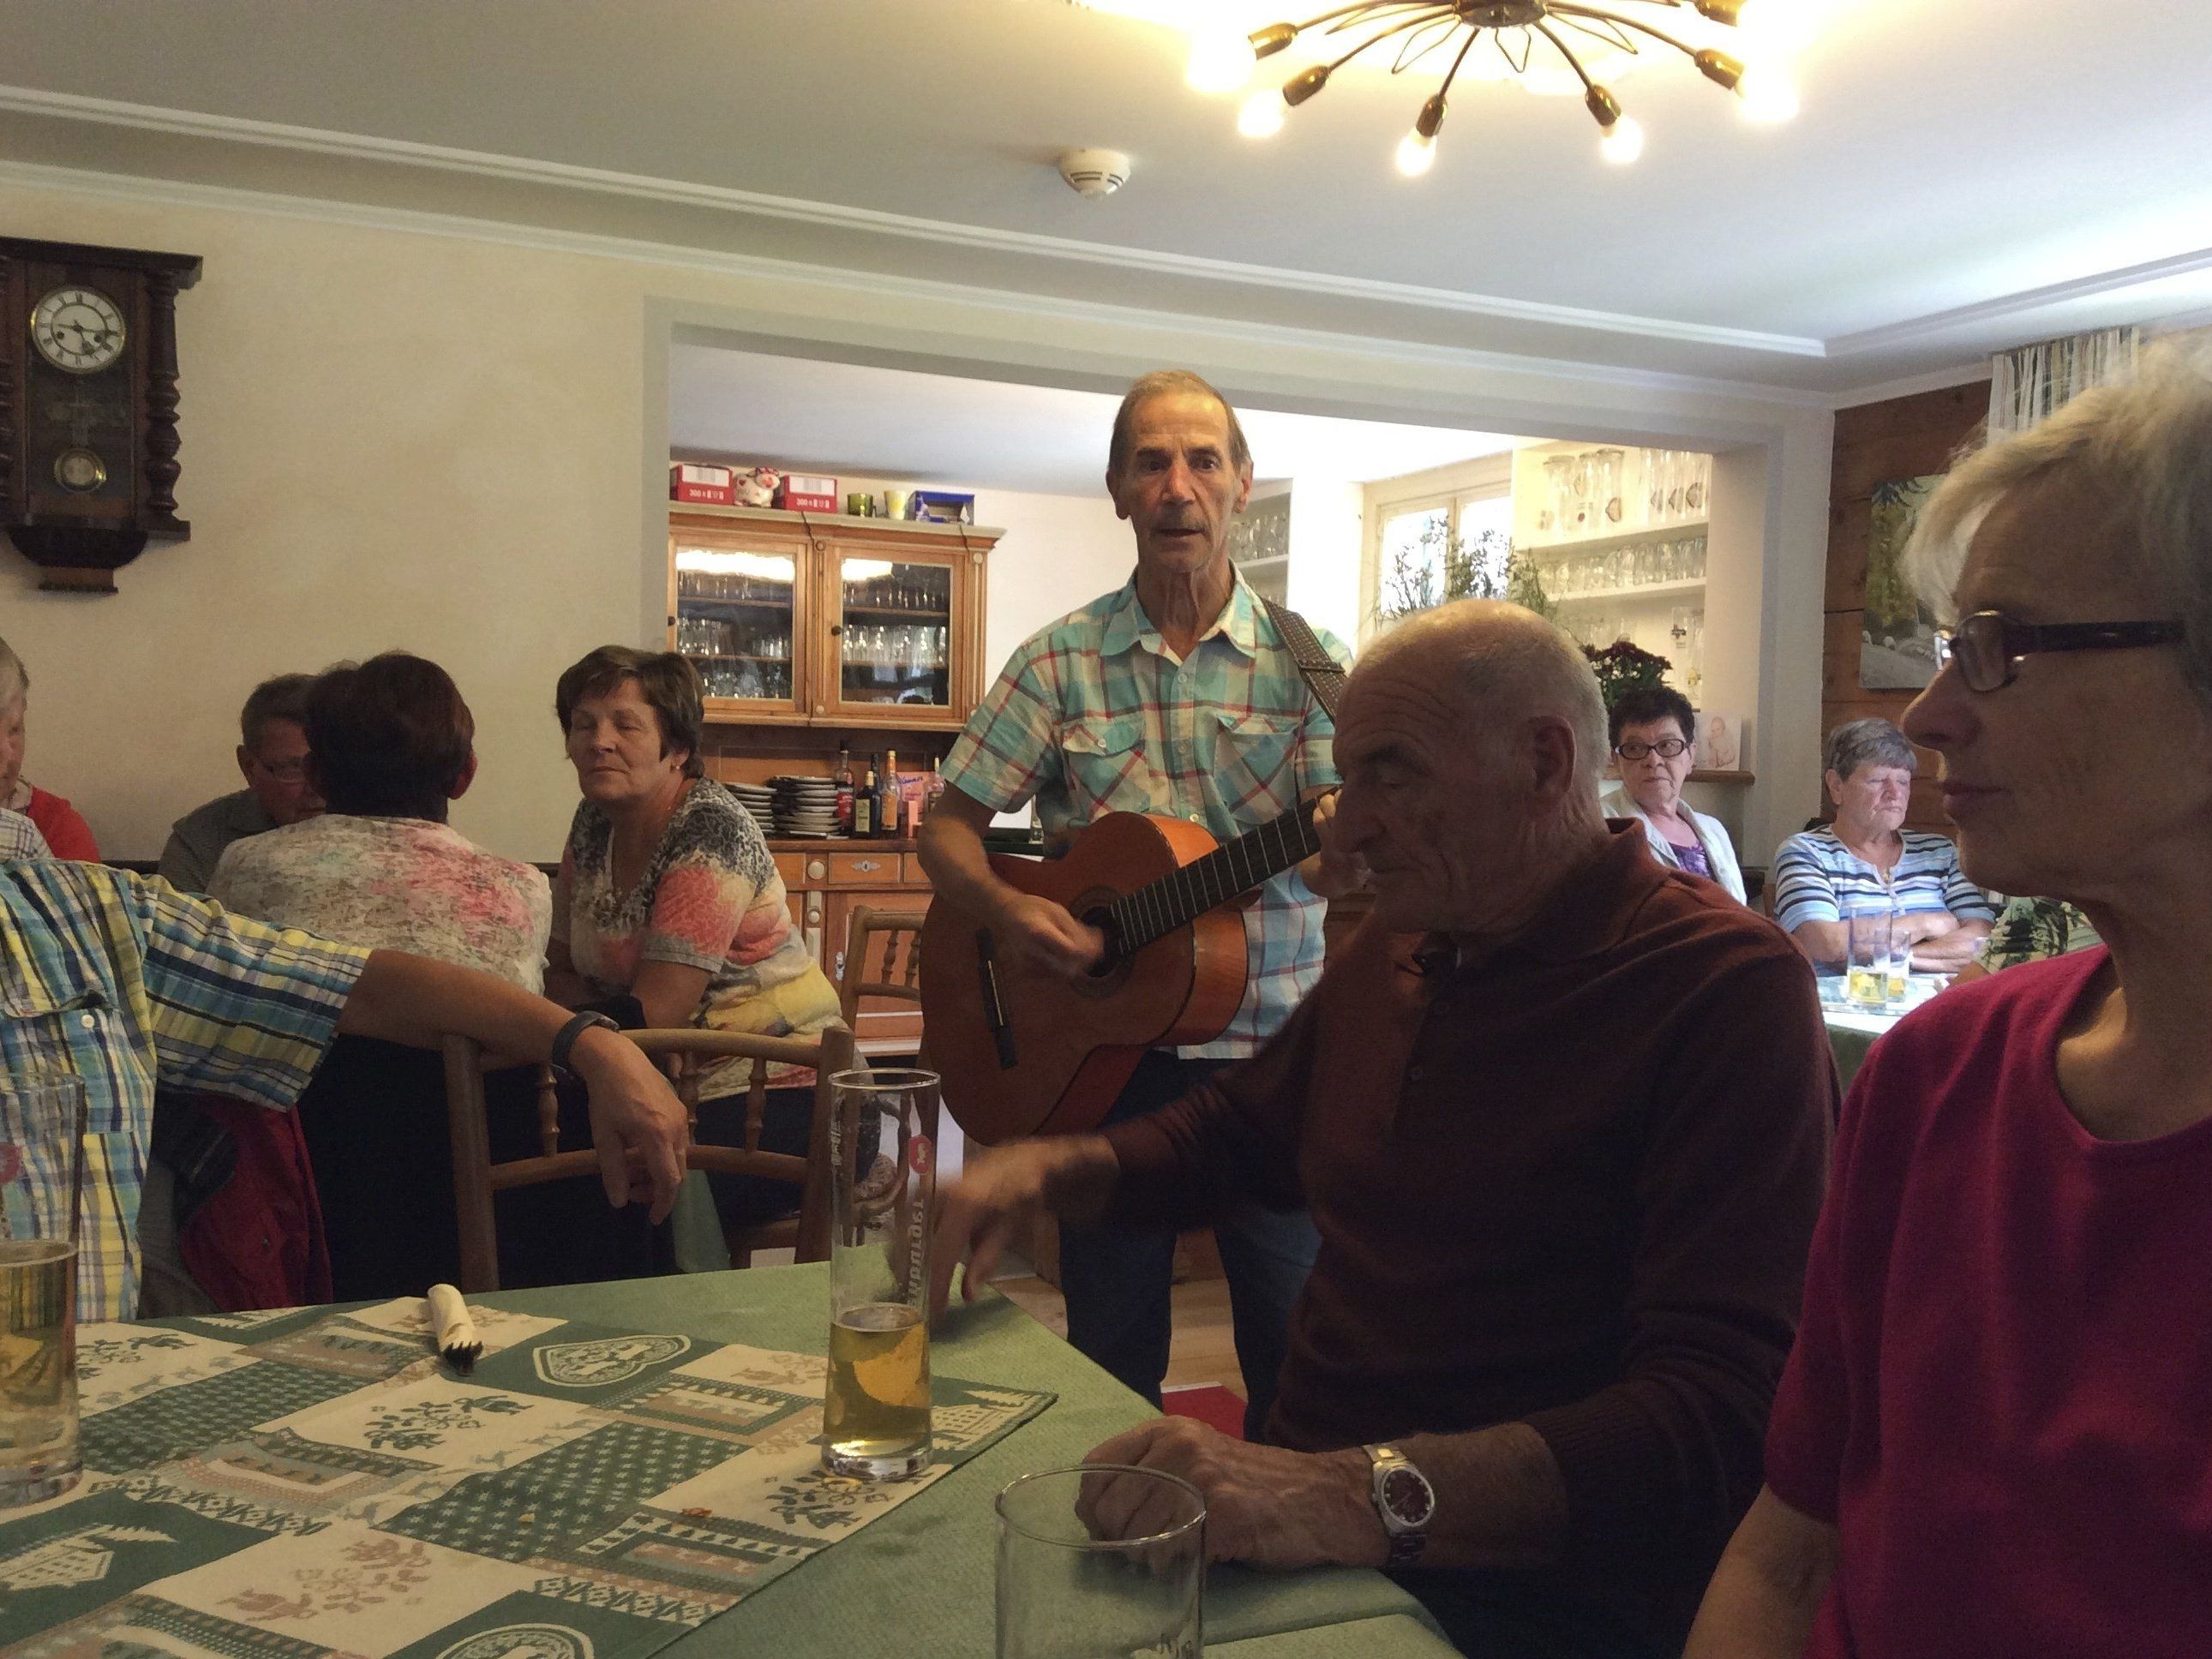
[1260,596,1346,722]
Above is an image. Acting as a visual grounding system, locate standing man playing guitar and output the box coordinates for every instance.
[918,369,1356,1437]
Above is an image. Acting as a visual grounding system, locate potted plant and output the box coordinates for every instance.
[1582,638,1674,711]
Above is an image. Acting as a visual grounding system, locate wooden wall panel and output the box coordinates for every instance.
[1822,380,1990,835]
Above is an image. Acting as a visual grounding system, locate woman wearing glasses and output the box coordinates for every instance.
[1687,352,2212,1656]
[1768,717,1993,972]
[1601,684,1747,901]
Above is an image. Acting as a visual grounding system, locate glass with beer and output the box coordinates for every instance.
[821,1068,938,1482]
[0,1075,88,1507]
[1846,909,1895,1010]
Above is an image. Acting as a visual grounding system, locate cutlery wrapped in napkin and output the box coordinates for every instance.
[426,1283,482,1374]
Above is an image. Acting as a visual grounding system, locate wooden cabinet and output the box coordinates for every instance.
[668,506,998,732]
[776,836,934,1056]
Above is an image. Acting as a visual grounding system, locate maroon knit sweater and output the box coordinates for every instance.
[1105,824,1835,1644]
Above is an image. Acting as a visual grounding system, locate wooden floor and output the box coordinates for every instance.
[991,1266,1248,1399]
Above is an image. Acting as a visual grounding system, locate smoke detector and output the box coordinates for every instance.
[1057,147,1130,198]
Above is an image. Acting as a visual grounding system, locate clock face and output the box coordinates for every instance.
[31,285,128,374]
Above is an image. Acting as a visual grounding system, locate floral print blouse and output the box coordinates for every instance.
[554,780,839,1096]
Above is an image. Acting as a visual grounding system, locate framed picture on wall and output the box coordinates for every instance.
[1861,474,1946,690]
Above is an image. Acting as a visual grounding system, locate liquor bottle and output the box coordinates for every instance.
[878,751,900,841]
[854,760,877,837]
[923,755,947,824]
[832,742,855,833]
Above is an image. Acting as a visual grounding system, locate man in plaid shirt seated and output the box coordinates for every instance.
[919,369,1356,1438]
[0,859,690,1322]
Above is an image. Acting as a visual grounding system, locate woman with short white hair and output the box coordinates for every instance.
[1688,346,2212,1656]
[0,634,99,859]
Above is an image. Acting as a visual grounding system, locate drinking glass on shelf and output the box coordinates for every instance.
[1686,452,1711,516]
[1690,536,1708,578]
[996,1466,1204,1659]
[1594,448,1625,524]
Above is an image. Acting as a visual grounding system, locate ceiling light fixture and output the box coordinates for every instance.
[1200,0,1800,173]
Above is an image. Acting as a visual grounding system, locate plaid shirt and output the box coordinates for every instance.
[944,573,1349,1057]
[0,862,367,1321]
[0,811,50,859]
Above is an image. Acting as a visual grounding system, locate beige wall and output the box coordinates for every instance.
[1,169,1835,864]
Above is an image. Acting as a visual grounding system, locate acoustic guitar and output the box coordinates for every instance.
[918,800,1321,1144]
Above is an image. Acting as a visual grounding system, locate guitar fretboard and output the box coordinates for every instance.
[1105,803,1322,957]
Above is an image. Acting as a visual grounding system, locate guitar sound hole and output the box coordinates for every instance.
[1082,908,1123,979]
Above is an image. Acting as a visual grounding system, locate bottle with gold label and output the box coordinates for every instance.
[854,761,877,837]
[878,751,901,841]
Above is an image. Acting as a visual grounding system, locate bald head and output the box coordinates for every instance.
[1361,601,1610,798]
[1333,601,1612,935]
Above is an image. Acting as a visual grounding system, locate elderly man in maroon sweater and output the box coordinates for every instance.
[934,600,1834,1657]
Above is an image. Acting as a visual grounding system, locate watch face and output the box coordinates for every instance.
[53,448,107,493]
[31,285,128,374]
[1380,1465,1435,1527]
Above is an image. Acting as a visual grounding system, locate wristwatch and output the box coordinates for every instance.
[1364,1443,1436,1568]
[549,1010,619,1078]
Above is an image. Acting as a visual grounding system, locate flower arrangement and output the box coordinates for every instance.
[1582,638,1673,710]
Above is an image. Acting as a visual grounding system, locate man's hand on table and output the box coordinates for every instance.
[569,1025,690,1223]
[930,1135,1119,1318]
[1079,1418,1387,1571]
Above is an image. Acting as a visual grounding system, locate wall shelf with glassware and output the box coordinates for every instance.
[1550,578,1707,606]
[1521,519,1711,559]
[668,505,998,732]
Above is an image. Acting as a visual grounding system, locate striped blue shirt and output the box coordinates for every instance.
[1,862,367,1320]
[1771,825,1994,934]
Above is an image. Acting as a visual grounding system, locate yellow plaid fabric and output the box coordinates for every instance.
[0,863,367,1321]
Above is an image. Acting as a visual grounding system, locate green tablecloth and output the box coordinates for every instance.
[486,1265,1431,1656]
[1825,1009,1892,1092]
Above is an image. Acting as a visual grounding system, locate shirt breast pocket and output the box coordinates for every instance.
[0,987,138,1240]
[1061,715,1152,816]
[1212,710,1304,824]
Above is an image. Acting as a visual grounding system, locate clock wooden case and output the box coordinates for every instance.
[0,236,202,592]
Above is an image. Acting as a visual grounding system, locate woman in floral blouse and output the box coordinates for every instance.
[547,647,842,1233]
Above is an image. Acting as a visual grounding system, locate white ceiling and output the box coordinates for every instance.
[3,0,2209,395]
[669,346,1519,494]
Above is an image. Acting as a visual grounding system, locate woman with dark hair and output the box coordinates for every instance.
[1599,683,1746,901]
[211,653,549,986]
[546,647,840,1232]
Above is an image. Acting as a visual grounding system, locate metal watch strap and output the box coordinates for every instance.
[549,1010,619,1078]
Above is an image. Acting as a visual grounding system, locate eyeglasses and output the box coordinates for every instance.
[256,758,309,782]
[1614,738,1689,761]
[1933,609,2186,693]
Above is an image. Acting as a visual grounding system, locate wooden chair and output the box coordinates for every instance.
[442,1023,858,1292]
[836,903,930,1075]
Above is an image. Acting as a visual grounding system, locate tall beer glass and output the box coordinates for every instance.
[0,1076,88,1506]
[822,1068,937,1481]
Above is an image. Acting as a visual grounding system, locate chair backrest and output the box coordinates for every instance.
[836,905,927,1032]
[442,1023,856,1292]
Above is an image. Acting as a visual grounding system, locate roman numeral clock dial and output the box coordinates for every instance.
[2,237,202,591]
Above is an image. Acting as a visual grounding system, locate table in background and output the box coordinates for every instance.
[489,1265,1430,1656]
[1823,1006,1894,1092]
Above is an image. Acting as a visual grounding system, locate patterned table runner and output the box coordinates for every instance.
[0,1297,1053,1659]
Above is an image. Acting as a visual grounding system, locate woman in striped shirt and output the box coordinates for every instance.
[1771,717,1993,971]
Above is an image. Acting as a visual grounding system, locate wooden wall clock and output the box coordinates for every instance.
[0,236,202,593]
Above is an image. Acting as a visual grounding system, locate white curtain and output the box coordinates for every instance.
[1987,326,2142,440]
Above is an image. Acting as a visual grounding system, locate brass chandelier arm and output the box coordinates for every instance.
[1545,3,1698,61]
[1435,20,1485,100]
[1532,19,1600,92]
[1324,8,1460,74]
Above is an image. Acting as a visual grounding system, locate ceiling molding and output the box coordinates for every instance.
[1825,361,1990,411]
[0,83,1828,360]
[1824,243,2212,357]
[0,155,1838,410]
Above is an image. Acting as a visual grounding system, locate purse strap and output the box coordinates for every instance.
[1260,596,1347,721]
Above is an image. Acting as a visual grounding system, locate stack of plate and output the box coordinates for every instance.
[770,776,841,839]
[726,781,776,837]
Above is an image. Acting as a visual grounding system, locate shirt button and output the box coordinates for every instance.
[1408,1064,1425,1082]
[80,1013,97,1031]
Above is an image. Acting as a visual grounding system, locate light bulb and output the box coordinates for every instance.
[1187,26,1257,94]
[1395,127,1437,177]
[1238,87,1286,138]
[1599,115,1645,164]
[1735,62,1800,122]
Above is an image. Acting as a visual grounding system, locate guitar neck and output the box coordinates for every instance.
[1106,801,1322,955]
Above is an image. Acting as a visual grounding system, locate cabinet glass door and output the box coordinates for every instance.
[673,541,801,710]
[836,555,953,712]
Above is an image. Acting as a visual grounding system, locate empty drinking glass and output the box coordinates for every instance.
[996,1466,1203,1659]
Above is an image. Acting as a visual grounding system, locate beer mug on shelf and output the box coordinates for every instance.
[822,1069,938,1482]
